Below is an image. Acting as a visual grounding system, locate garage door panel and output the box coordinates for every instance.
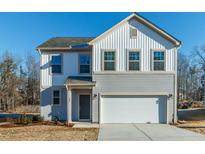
[100,95,167,123]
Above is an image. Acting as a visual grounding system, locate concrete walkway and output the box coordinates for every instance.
[73,122,99,128]
[98,124,205,141]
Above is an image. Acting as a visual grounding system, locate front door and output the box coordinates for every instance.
[79,94,91,121]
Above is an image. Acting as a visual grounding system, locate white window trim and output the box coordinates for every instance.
[127,50,141,71]
[52,89,61,106]
[78,54,91,75]
[50,53,63,75]
[151,50,166,71]
[101,49,117,71]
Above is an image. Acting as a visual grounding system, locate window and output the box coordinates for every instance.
[51,54,62,74]
[103,51,115,71]
[128,51,140,71]
[153,51,165,71]
[130,26,137,38]
[53,90,60,105]
[79,54,91,74]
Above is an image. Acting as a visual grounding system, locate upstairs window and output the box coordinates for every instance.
[79,54,91,74]
[130,26,137,38]
[53,90,60,105]
[103,51,115,71]
[128,51,140,71]
[153,51,165,71]
[51,54,62,74]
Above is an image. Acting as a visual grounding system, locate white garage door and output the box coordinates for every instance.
[100,95,167,124]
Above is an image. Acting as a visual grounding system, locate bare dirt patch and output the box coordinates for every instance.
[185,128,205,135]
[177,120,205,127]
[177,120,205,136]
[0,125,99,141]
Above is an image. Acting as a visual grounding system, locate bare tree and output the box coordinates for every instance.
[193,45,205,71]
[25,53,40,105]
[0,51,20,111]
[177,52,190,100]
[177,51,203,102]
[192,45,205,103]
[0,51,40,113]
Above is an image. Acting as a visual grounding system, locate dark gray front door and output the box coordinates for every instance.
[79,95,90,121]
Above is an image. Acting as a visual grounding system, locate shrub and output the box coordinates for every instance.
[178,101,193,109]
[52,116,59,124]
[19,114,27,124]
[27,116,33,124]
[32,115,43,122]
[19,114,32,125]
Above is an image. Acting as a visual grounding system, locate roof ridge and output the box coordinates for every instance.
[52,36,95,39]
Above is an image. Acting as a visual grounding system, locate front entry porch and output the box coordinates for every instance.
[65,76,96,123]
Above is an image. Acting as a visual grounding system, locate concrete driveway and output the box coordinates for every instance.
[98,124,205,141]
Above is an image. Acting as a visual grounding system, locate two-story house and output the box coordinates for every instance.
[37,13,181,124]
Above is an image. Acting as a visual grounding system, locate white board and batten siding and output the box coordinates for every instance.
[92,18,177,72]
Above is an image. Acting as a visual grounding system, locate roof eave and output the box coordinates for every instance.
[36,46,92,51]
[89,13,135,45]
[134,13,181,45]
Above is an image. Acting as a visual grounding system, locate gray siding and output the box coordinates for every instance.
[40,86,67,121]
[93,73,174,93]
[92,73,175,123]
[72,91,78,121]
[41,86,92,121]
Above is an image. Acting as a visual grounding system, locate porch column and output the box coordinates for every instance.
[67,86,72,123]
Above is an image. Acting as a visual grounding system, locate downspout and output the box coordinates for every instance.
[37,49,42,89]
[37,48,42,118]
[174,45,181,123]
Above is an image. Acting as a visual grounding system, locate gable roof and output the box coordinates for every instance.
[89,13,181,47]
[37,37,94,50]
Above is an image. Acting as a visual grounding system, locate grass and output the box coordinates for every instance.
[0,125,99,141]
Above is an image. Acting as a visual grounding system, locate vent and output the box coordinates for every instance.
[130,27,137,38]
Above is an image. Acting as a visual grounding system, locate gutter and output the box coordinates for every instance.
[36,47,92,51]
[37,49,43,91]
[174,44,182,123]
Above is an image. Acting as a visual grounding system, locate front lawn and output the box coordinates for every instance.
[0,125,99,141]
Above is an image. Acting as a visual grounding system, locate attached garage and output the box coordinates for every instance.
[100,95,167,124]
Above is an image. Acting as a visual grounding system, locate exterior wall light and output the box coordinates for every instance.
[93,94,98,99]
[168,94,173,99]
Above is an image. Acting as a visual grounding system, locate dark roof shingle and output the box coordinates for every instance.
[37,37,94,49]
[66,76,96,86]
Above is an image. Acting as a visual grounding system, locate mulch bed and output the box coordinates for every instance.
[0,121,74,128]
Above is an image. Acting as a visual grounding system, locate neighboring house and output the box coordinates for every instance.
[37,13,181,124]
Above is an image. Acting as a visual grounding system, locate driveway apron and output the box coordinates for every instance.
[98,124,205,141]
